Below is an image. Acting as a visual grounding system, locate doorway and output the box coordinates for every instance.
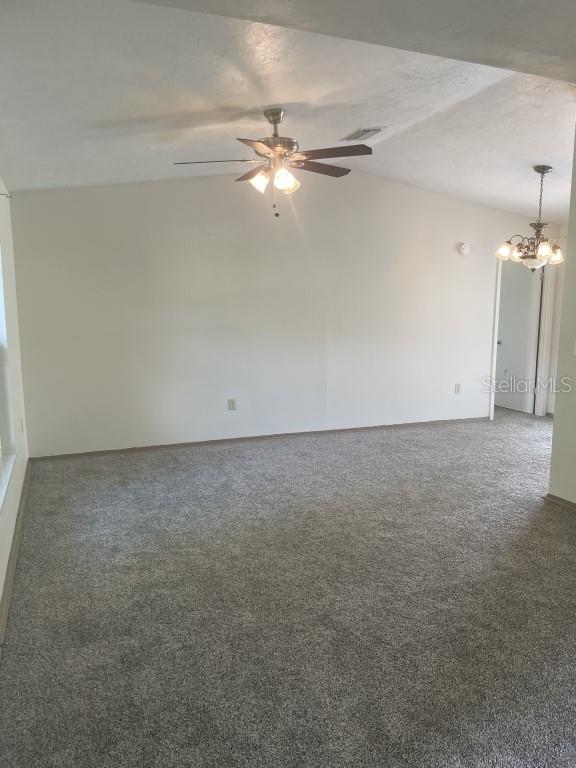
[494,260,543,414]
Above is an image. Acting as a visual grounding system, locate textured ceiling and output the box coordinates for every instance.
[137,0,576,83]
[0,0,574,219]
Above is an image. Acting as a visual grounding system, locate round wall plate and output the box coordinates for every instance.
[458,242,471,256]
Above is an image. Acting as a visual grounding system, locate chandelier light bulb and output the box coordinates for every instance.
[510,245,523,262]
[282,177,301,195]
[537,240,552,258]
[496,241,512,260]
[549,244,564,265]
[274,167,299,193]
[249,169,271,194]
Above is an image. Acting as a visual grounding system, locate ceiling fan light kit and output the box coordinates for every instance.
[248,167,272,194]
[496,165,564,270]
[174,106,373,216]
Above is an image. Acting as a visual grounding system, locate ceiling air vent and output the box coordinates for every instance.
[341,128,381,142]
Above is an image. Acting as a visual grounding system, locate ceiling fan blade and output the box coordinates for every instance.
[291,160,350,178]
[174,159,263,165]
[235,164,269,182]
[298,144,373,160]
[236,138,273,156]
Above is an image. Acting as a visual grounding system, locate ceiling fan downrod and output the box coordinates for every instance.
[264,107,285,139]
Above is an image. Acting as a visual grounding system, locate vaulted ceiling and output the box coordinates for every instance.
[137,0,576,83]
[0,0,574,219]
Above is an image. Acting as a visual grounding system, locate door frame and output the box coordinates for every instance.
[488,260,503,420]
[490,261,557,419]
[534,266,558,416]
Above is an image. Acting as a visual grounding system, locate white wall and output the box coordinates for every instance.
[550,132,576,504]
[12,171,532,457]
[0,175,29,603]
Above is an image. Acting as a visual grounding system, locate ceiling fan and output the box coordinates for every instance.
[174,107,373,211]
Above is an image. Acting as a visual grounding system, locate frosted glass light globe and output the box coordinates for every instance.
[274,168,299,192]
[496,241,512,260]
[549,245,564,265]
[521,256,547,270]
[249,170,271,194]
[537,240,552,258]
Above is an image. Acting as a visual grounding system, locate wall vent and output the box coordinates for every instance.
[341,128,381,142]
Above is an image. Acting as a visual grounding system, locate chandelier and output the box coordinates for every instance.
[496,165,563,270]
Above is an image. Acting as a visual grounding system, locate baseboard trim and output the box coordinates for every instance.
[0,460,31,646]
[546,493,576,513]
[31,415,491,461]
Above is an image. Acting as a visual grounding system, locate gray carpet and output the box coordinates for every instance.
[1,408,575,767]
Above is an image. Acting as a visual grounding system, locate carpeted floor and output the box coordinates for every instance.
[0,408,575,767]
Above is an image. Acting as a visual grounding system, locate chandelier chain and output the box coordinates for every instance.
[538,171,544,223]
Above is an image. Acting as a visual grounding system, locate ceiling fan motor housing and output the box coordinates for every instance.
[257,135,300,158]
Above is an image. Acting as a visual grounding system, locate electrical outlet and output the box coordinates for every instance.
[227,398,237,411]
[454,383,461,395]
